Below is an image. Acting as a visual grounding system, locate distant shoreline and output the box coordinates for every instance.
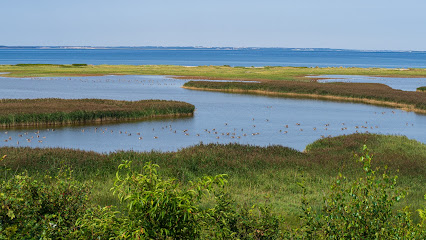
[1,46,425,52]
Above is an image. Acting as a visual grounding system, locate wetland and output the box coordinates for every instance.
[0,74,425,152]
[1,64,425,238]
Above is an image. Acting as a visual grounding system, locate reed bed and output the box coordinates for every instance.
[184,80,426,111]
[0,99,194,127]
[1,133,424,225]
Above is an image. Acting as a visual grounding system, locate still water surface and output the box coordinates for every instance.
[0,75,425,152]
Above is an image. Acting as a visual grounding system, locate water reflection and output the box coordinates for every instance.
[0,75,424,152]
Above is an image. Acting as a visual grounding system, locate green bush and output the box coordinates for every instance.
[298,145,425,239]
[204,191,282,239]
[110,161,227,239]
[0,166,91,239]
[418,194,426,227]
[69,206,125,239]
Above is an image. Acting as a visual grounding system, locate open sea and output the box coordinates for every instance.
[0,47,425,68]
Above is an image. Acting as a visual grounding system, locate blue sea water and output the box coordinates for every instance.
[0,47,425,68]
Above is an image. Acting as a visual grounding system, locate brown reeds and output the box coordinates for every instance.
[183,81,426,113]
[0,99,195,127]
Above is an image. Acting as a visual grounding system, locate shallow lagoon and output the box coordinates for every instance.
[0,75,425,152]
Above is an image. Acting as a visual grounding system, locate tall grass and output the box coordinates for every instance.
[0,99,195,127]
[1,133,424,226]
[183,80,426,111]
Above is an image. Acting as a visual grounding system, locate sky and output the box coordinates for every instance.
[1,0,426,50]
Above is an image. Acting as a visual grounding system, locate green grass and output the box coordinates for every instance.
[1,133,425,226]
[0,99,194,127]
[1,64,426,79]
[418,86,426,92]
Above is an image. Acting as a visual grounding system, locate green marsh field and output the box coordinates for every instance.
[1,64,426,79]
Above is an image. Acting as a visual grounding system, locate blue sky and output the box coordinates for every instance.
[1,0,426,50]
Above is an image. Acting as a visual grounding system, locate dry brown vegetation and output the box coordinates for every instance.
[183,80,426,112]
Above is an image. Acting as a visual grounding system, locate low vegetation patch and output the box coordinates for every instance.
[418,86,426,92]
[0,99,194,127]
[183,80,426,112]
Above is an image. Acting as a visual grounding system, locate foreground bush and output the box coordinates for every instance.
[298,145,425,239]
[111,161,227,239]
[0,155,91,239]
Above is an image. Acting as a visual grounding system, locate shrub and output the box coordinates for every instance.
[299,145,425,239]
[111,161,227,239]
[0,166,91,239]
[70,206,125,239]
[205,192,282,239]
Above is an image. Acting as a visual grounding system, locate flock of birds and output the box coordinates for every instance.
[2,129,54,145]
[1,111,417,147]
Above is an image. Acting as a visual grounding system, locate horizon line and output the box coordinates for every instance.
[0,45,424,52]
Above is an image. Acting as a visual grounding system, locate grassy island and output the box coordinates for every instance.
[0,99,195,127]
[183,80,426,113]
[1,133,425,238]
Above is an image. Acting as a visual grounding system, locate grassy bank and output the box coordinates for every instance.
[1,64,426,79]
[418,86,426,92]
[1,133,425,226]
[0,99,195,127]
[183,80,426,113]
